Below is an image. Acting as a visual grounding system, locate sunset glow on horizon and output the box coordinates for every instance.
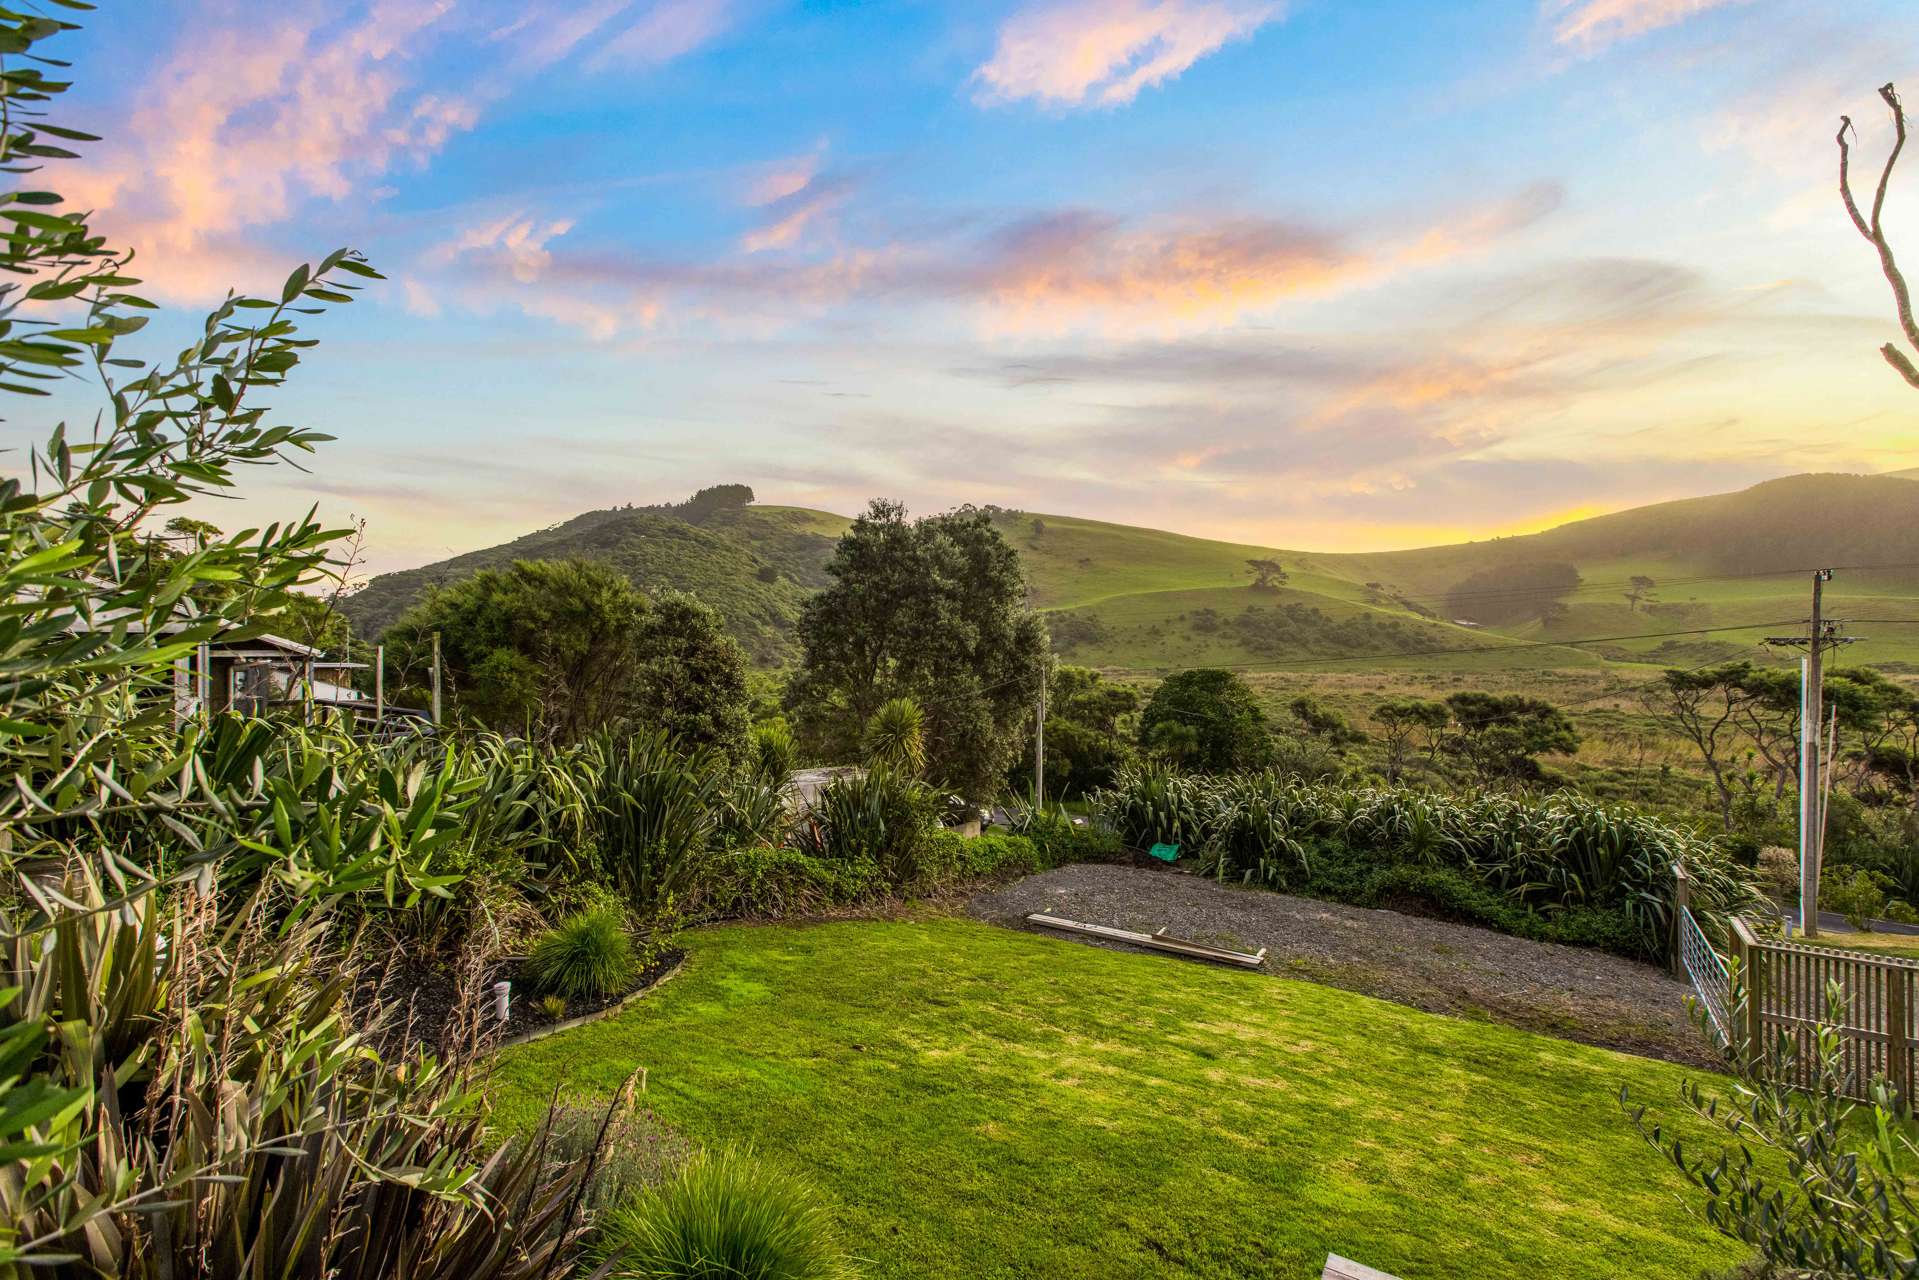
[40,0,1919,572]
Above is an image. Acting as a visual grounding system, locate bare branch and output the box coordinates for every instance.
[1839,82,1919,387]
[1883,341,1919,389]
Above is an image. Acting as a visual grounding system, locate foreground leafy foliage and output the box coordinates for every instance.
[1626,983,1919,1278]
[0,10,623,1267]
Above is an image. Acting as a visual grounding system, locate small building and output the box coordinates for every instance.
[176,633,422,732]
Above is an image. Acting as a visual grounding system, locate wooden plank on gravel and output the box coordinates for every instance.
[1023,911,1267,968]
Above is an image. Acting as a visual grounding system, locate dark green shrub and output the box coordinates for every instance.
[918,832,1042,885]
[1820,868,1897,931]
[597,1147,853,1280]
[716,775,793,850]
[690,846,875,920]
[1204,773,1314,889]
[1092,767,1765,956]
[789,768,932,882]
[588,729,725,914]
[1093,763,1211,850]
[1010,805,1127,868]
[749,720,798,788]
[526,907,636,1001]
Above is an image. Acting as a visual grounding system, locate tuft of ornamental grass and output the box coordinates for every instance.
[526,907,635,1002]
[598,1147,855,1280]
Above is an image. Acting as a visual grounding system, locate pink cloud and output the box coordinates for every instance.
[973,210,1352,329]
[740,171,859,253]
[415,179,1561,340]
[746,149,824,206]
[589,0,733,71]
[968,183,1562,333]
[432,213,578,282]
[1544,0,1748,53]
[973,0,1283,110]
[66,0,473,302]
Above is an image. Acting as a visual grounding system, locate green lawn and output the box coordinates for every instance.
[1790,928,1919,962]
[492,918,1739,1279]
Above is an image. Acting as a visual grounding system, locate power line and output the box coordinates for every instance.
[1301,560,1919,611]
[1156,619,1805,674]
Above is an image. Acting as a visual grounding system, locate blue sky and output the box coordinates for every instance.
[41,0,1919,574]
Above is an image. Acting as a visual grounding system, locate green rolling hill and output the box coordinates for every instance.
[343,487,850,665]
[345,473,1919,673]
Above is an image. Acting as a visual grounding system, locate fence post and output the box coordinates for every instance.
[1730,917,1763,1073]
[1670,861,1690,979]
[1892,970,1913,1106]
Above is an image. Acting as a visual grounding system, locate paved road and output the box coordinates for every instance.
[1782,907,1919,937]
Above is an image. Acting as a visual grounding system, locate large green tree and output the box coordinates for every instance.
[1136,669,1270,774]
[628,591,751,756]
[385,559,748,750]
[1443,692,1579,784]
[788,500,1048,798]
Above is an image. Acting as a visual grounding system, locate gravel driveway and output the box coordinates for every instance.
[967,863,1718,1068]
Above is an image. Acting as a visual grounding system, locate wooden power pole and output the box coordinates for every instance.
[430,631,443,726]
[1034,674,1046,809]
[1765,570,1857,939]
[374,643,385,728]
[1802,570,1827,937]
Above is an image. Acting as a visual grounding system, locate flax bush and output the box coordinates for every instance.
[596,1148,854,1280]
[1092,765,1764,958]
[789,768,933,883]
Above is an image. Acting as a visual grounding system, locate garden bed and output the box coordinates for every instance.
[968,863,1717,1068]
[356,948,686,1055]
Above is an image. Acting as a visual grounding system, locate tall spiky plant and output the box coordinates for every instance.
[861,697,926,777]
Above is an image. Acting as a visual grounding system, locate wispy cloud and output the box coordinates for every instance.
[417,179,1564,339]
[1543,0,1747,54]
[66,0,736,304]
[967,209,1352,329]
[420,210,661,338]
[431,213,577,282]
[740,164,860,253]
[973,0,1282,110]
[495,0,734,71]
[963,182,1562,333]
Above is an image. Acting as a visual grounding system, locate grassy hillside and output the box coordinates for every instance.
[1001,473,1919,673]
[347,472,1919,673]
[343,491,850,665]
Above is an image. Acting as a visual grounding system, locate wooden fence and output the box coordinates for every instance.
[1717,916,1919,1101]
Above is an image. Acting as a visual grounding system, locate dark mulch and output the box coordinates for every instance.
[967,863,1719,1069]
[354,949,685,1056]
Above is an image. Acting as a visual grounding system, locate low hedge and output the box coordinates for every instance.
[688,823,1116,922]
[1300,853,1650,958]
